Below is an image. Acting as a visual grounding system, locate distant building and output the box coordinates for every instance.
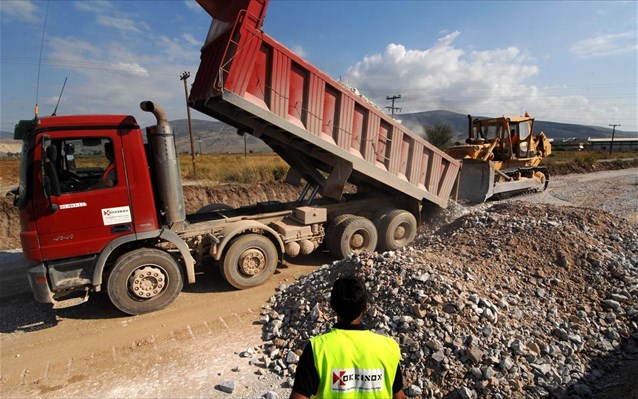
[586,137,638,152]
[548,137,585,151]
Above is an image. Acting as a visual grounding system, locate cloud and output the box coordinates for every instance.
[74,0,115,14]
[570,31,638,58]
[184,0,200,12]
[110,62,149,77]
[342,32,617,128]
[290,45,306,58]
[97,15,142,32]
[0,0,39,23]
[40,34,200,127]
[158,36,200,62]
[182,32,199,46]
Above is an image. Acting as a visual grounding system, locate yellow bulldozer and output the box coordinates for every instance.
[446,113,552,202]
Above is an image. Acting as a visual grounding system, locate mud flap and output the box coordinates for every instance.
[455,160,495,203]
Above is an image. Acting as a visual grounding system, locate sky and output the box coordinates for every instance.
[1,0,637,135]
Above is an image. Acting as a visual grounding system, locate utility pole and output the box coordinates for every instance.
[180,71,197,179]
[609,123,621,155]
[198,135,202,155]
[385,94,402,117]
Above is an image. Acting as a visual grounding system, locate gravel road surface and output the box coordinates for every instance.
[1,168,636,398]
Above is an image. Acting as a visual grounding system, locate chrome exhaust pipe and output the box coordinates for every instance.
[140,101,169,124]
[140,101,186,226]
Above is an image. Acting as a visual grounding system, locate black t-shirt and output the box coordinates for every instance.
[291,323,404,397]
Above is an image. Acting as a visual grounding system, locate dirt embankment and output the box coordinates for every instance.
[1,159,636,251]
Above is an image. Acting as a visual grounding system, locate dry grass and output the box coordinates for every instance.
[178,153,288,184]
[543,150,636,165]
[2,150,635,190]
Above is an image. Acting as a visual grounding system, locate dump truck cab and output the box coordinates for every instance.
[12,110,196,311]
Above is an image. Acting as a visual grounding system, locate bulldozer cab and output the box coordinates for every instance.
[467,116,537,161]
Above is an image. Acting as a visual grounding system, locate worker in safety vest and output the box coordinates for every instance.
[290,276,406,399]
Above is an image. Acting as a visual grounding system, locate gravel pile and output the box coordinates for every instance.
[255,203,638,398]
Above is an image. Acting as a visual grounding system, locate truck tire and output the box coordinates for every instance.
[324,214,354,252]
[222,234,277,290]
[328,216,378,259]
[107,248,183,315]
[376,209,417,251]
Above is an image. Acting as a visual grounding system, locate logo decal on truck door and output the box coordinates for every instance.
[101,206,132,226]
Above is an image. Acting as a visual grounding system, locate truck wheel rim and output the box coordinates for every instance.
[239,249,266,276]
[351,232,365,250]
[394,225,407,240]
[129,266,166,299]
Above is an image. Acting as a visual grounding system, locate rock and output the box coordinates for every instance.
[405,384,422,397]
[500,357,514,372]
[431,350,446,363]
[553,328,569,341]
[240,347,255,358]
[467,346,484,365]
[286,351,300,364]
[457,386,476,399]
[216,381,235,394]
[254,203,638,399]
[261,391,279,399]
[601,299,622,312]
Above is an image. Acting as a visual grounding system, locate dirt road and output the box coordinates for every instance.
[1,168,636,398]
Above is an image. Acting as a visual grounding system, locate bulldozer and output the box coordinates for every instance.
[446,113,552,202]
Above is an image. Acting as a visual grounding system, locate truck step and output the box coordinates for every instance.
[52,291,89,309]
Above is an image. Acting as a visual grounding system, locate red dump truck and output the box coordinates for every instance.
[12,0,460,315]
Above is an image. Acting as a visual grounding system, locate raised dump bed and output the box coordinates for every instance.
[190,0,460,209]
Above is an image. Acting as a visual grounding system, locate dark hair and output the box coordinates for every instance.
[330,276,368,323]
[104,142,113,155]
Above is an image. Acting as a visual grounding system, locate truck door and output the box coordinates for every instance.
[36,133,133,261]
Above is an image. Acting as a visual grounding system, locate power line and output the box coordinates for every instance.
[385,94,401,117]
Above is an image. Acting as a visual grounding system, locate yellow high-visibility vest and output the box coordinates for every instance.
[310,328,401,399]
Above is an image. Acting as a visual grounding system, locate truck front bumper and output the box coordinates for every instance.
[27,263,55,304]
[27,263,91,309]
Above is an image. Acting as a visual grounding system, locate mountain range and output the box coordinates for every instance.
[168,111,637,153]
[1,110,635,155]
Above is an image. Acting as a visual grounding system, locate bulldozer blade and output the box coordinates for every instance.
[455,160,495,203]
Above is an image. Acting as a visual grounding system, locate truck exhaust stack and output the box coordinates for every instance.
[140,101,186,225]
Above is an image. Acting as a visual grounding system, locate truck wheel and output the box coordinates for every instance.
[107,248,183,315]
[324,214,354,252]
[328,216,378,259]
[377,209,417,251]
[222,234,277,289]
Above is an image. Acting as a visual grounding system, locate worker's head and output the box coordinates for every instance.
[330,276,368,324]
[104,142,114,161]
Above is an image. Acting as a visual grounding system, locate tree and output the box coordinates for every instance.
[425,124,453,150]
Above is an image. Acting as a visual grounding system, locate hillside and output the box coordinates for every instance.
[170,119,272,154]
[2,111,635,156]
[398,110,636,143]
